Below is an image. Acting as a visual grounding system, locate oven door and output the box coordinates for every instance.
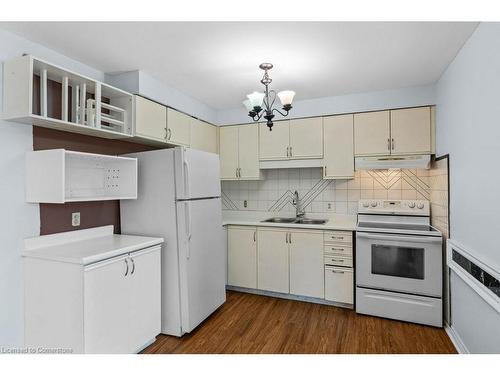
[356,232,442,297]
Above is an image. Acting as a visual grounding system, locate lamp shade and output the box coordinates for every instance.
[242,99,253,111]
[277,90,296,106]
[247,91,265,108]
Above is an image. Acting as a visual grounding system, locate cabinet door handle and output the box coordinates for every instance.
[286,146,289,157]
[236,168,238,178]
[290,146,292,157]
[130,257,135,275]
[168,128,172,140]
[387,138,390,151]
[285,232,288,244]
[391,138,395,150]
[253,231,256,242]
[238,168,242,178]
[289,232,292,244]
[124,258,129,277]
[164,127,168,140]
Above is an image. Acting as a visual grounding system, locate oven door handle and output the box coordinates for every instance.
[356,232,442,244]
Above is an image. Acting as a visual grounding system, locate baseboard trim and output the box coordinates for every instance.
[445,324,469,354]
[226,285,353,310]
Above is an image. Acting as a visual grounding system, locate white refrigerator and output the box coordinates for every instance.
[120,147,226,336]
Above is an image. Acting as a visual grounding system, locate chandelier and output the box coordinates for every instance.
[243,63,295,131]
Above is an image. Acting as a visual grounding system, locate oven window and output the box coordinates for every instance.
[371,245,424,280]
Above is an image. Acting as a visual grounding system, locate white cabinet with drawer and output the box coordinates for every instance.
[325,266,354,304]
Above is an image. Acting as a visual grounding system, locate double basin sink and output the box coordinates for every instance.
[261,217,327,225]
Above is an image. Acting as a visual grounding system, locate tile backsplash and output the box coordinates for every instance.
[221,168,430,215]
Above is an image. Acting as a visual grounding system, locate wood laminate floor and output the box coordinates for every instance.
[142,291,456,354]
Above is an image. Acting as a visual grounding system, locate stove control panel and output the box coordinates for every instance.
[358,199,430,215]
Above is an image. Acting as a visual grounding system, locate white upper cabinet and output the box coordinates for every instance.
[219,124,261,180]
[259,121,290,160]
[227,226,257,289]
[289,117,323,159]
[323,114,354,179]
[219,126,239,179]
[134,96,167,143]
[289,230,324,299]
[190,118,218,154]
[354,110,391,156]
[166,108,191,146]
[390,107,431,155]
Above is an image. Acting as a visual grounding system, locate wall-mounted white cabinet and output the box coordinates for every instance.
[354,107,431,156]
[166,108,191,147]
[219,124,261,180]
[259,118,323,160]
[190,118,218,154]
[323,114,354,179]
[25,149,137,203]
[133,95,167,144]
[2,55,134,139]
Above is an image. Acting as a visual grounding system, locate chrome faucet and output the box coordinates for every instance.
[293,190,305,218]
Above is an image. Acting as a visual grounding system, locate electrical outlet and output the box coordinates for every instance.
[72,212,81,227]
[243,200,248,208]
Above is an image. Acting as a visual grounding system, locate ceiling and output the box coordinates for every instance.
[0,22,478,110]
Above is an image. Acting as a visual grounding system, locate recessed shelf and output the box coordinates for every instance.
[26,149,138,203]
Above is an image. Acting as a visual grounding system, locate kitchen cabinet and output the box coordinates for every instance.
[24,227,162,354]
[354,110,391,156]
[259,120,290,160]
[190,118,218,153]
[219,124,261,180]
[289,230,324,298]
[227,226,257,289]
[390,107,431,155]
[134,95,167,142]
[354,107,431,156]
[325,266,353,304]
[257,228,290,293]
[259,119,323,160]
[166,108,191,146]
[323,114,354,179]
[289,117,323,159]
[25,149,138,203]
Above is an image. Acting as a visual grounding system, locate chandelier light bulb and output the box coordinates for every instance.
[277,91,296,106]
[242,99,253,112]
[247,92,265,109]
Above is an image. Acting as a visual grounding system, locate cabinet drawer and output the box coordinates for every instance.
[324,255,353,268]
[323,244,352,256]
[324,231,352,244]
[325,266,353,304]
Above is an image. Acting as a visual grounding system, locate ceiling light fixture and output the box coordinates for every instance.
[243,63,295,131]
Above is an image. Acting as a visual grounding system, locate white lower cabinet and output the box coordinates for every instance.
[25,246,161,354]
[227,226,257,288]
[325,266,353,304]
[257,228,290,293]
[83,246,161,353]
[289,230,324,298]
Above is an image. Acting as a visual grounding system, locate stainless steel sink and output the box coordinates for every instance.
[261,217,327,225]
[261,217,297,223]
[294,218,327,225]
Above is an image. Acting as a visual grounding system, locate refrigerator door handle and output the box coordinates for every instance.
[183,154,190,198]
[185,201,192,259]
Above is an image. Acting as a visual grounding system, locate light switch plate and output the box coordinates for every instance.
[72,212,81,227]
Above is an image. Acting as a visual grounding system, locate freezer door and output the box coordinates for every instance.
[175,147,221,200]
[176,198,226,333]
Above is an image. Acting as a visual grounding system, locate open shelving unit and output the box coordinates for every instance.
[25,149,138,203]
[2,55,133,139]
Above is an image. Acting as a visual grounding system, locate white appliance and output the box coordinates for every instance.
[354,154,430,170]
[355,199,443,327]
[120,147,226,336]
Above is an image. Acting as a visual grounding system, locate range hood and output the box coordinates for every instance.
[355,155,431,170]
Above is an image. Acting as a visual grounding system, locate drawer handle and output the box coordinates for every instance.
[331,236,344,240]
[334,259,344,262]
[331,247,344,251]
[331,270,345,274]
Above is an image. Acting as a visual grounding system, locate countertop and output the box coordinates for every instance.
[222,211,357,231]
[23,226,164,266]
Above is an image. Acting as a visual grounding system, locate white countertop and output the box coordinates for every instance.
[23,225,164,265]
[222,211,357,231]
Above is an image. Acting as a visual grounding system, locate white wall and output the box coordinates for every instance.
[217,84,436,125]
[435,23,500,353]
[0,29,104,348]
